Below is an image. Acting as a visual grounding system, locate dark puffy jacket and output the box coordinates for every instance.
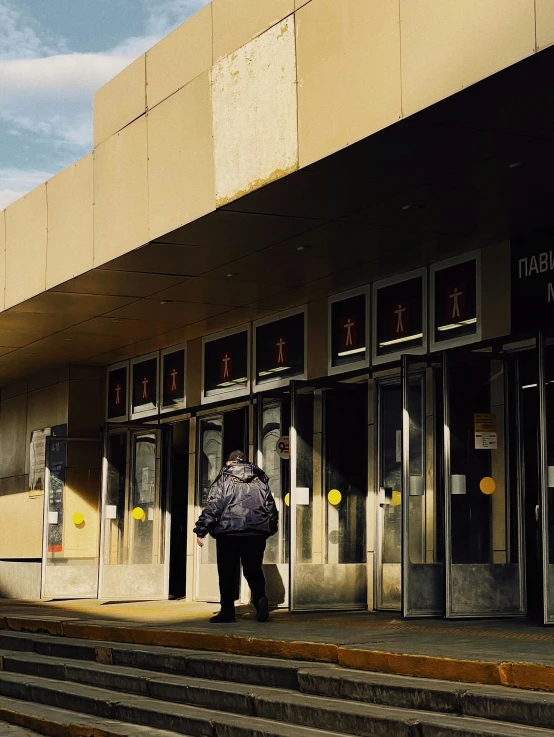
[194,462,278,539]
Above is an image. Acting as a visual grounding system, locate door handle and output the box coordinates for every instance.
[536,505,540,522]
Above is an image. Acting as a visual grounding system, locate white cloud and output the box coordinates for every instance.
[0,168,53,209]
[0,1,61,60]
[0,0,209,210]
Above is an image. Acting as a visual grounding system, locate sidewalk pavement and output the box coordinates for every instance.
[1,598,554,691]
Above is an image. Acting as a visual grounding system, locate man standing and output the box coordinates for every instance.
[194,450,278,623]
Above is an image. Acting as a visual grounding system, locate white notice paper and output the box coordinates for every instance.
[48,511,59,525]
[105,505,117,520]
[294,487,310,505]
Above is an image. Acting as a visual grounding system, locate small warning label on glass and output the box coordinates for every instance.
[474,413,498,450]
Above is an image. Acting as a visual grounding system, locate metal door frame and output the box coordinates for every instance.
[290,377,369,612]
[401,354,444,617]
[374,372,402,612]
[98,423,171,601]
[256,392,290,605]
[41,436,103,600]
[443,350,526,618]
[538,332,554,624]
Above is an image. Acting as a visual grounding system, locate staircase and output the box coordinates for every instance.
[0,629,551,736]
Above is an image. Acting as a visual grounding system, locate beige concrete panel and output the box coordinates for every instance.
[146,5,212,109]
[537,0,554,50]
[28,367,70,393]
[306,298,327,380]
[5,184,47,309]
[0,477,42,558]
[400,0,536,117]
[94,117,149,266]
[213,0,294,62]
[148,72,215,242]
[186,338,202,408]
[0,394,27,478]
[63,467,100,558]
[1,381,28,402]
[0,210,5,312]
[46,155,93,289]
[94,55,146,146]
[297,0,401,168]
[212,19,298,208]
[26,382,69,452]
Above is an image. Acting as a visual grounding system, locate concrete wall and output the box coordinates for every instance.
[0,366,103,598]
[0,0,544,313]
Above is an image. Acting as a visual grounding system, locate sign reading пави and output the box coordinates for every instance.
[474,413,497,450]
[511,228,554,333]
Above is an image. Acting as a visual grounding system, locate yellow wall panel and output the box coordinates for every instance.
[5,185,47,309]
[400,0,536,117]
[213,0,294,61]
[94,55,146,146]
[212,20,298,208]
[0,210,5,312]
[0,481,42,559]
[147,4,213,110]
[297,0,401,168]
[536,0,554,51]
[93,117,149,267]
[46,155,93,290]
[149,72,215,241]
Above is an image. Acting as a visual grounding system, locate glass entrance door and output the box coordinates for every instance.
[401,356,444,617]
[195,405,248,602]
[99,425,169,601]
[444,352,525,618]
[290,380,368,610]
[41,436,102,599]
[258,396,290,607]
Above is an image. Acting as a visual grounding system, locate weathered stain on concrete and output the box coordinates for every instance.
[215,164,298,208]
[212,18,298,208]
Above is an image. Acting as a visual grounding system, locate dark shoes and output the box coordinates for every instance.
[256,596,270,622]
[210,610,236,623]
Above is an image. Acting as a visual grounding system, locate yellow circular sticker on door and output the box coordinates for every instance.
[480,477,496,495]
[284,493,290,507]
[132,507,145,521]
[328,489,342,506]
[72,513,84,526]
[391,490,402,507]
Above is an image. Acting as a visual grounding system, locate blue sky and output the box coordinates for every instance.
[0,0,208,209]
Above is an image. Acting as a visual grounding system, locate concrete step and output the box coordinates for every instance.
[0,671,353,737]
[0,659,552,737]
[0,694,192,736]
[1,632,554,731]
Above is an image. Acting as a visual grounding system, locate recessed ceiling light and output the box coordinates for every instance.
[509,161,522,169]
[296,245,312,251]
[159,300,168,305]
[112,319,121,323]
[64,338,74,341]
[226,273,238,278]
[401,203,423,211]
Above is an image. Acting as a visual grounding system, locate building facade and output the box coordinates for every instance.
[1,0,554,622]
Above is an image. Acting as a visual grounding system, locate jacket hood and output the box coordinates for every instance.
[223,461,266,483]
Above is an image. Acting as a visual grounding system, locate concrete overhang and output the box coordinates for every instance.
[0,0,553,385]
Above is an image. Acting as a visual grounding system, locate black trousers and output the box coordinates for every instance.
[216,535,267,610]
